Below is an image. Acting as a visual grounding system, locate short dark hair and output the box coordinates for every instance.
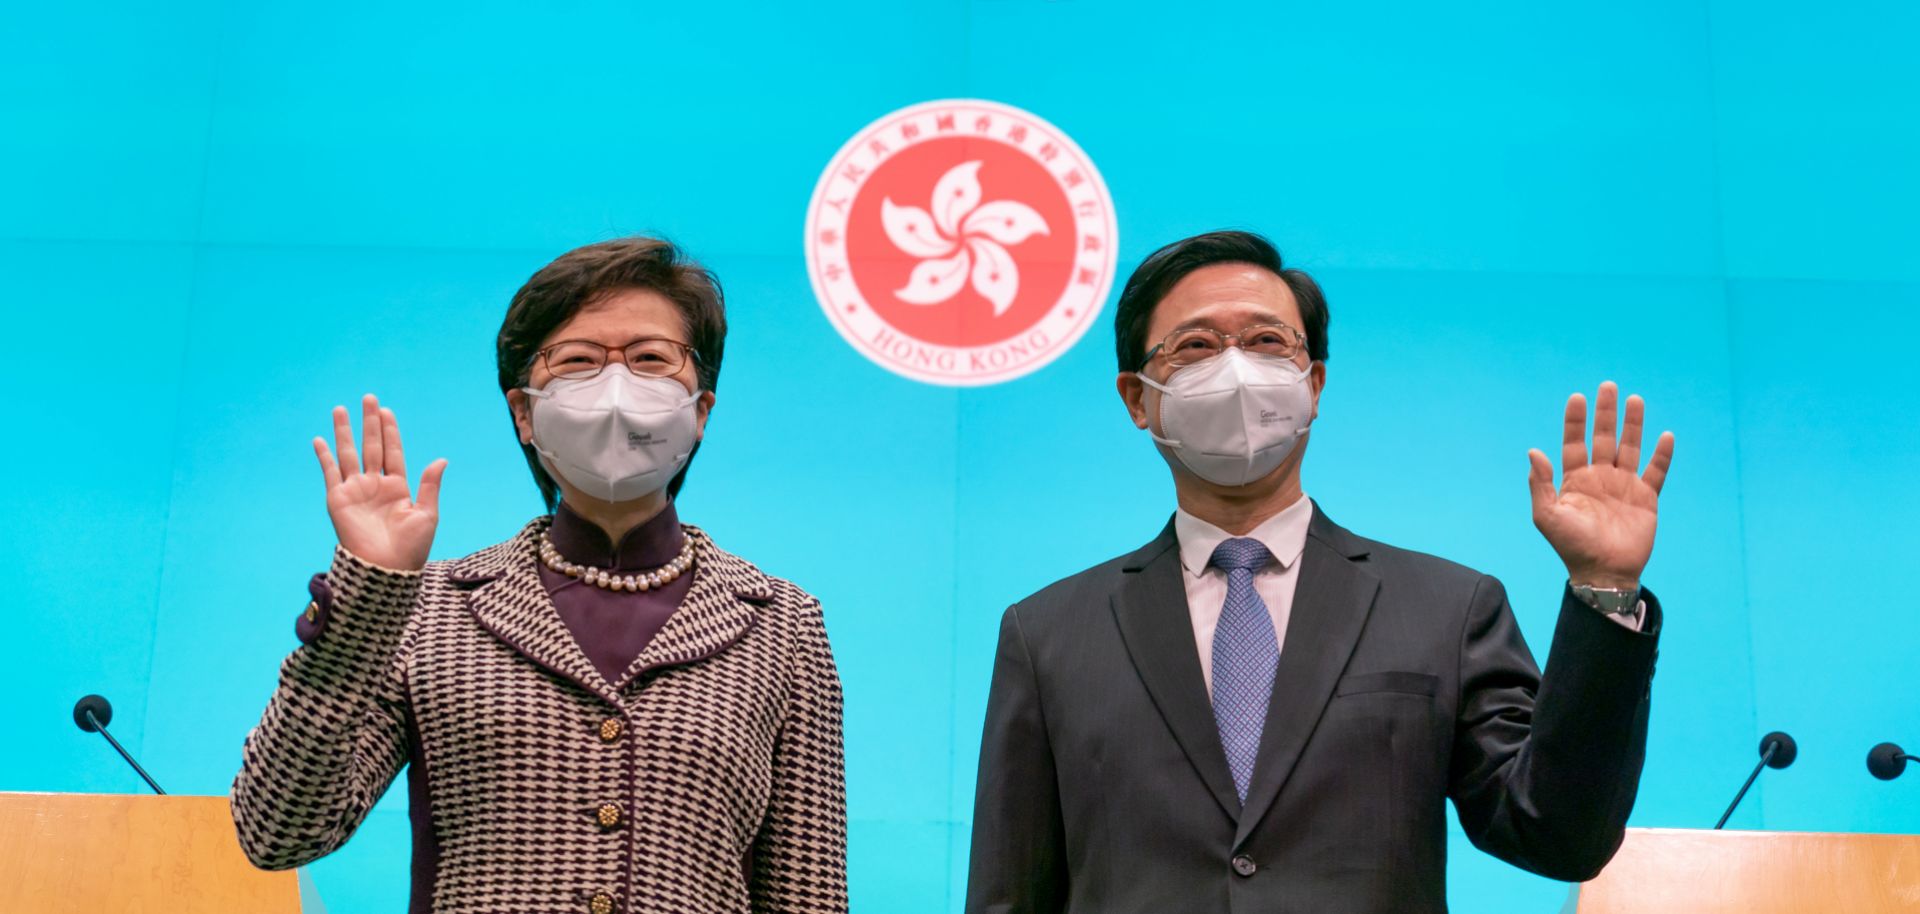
[1112,230,1329,373]
[496,236,727,510]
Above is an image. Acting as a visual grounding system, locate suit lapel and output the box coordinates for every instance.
[454,518,621,705]
[1233,506,1379,846]
[610,526,761,693]
[1110,521,1243,822]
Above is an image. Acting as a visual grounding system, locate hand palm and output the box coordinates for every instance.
[314,395,447,571]
[328,472,439,568]
[1527,383,1675,588]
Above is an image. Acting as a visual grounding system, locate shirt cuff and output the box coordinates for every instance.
[1569,581,1651,632]
[1602,599,1648,631]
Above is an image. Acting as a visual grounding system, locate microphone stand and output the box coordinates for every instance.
[73,695,165,795]
[1713,741,1776,829]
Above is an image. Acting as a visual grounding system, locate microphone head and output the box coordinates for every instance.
[72,694,113,732]
[1868,742,1908,781]
[1760,731,1798,769]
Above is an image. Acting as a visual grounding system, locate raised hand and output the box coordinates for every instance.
[1527,381,1675,589]
[313,394,448,571]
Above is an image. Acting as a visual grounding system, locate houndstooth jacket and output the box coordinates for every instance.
[230,518,848,914]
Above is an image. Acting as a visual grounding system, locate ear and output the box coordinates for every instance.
[1117,372,1150,430]
[693,390,716,441]
[1308,360,1326,421]
[507,389,533,444]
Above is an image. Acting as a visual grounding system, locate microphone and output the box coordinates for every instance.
[72,694,166,795]
[1868,742,1913,781]
[1714,730,1795,829]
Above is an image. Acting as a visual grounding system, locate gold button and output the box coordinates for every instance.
[589,892,615,914]
[304,602,319,623]
[596,802,622,828]
[598,718,623,742]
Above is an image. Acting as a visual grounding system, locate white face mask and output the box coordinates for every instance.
[523,364,701,503]
[1138,348,1316,487]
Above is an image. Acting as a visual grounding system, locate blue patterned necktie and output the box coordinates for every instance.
[1210,536,1278,804]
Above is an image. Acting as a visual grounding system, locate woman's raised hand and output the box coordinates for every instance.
[313,394,448,571]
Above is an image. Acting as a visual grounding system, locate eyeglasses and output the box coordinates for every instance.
[1140,322,1307,370]
[532,338,698,381]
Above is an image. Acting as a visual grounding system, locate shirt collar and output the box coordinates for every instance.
[548,498,686,571]
[1174,493,1314,578]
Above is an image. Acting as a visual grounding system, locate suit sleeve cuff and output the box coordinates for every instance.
[1560,584,1663,640]
[293,547,423,645]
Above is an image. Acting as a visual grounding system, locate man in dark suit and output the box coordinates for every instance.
[967,231,1674,914]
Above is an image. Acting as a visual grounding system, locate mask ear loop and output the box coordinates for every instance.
[1134,372,1184,449]
[517,383,563,471]
[518,372,601,467]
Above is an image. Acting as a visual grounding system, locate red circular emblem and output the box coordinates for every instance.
[805,100,1119,386]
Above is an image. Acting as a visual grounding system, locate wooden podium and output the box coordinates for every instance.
[1576,826,1920,913]
[0,792,304,914]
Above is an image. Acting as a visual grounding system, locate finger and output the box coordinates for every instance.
[332,406,360,480]
[416,459,448,512]
[1618,394,1645,471]
[1591,381,1618,467]
[1561,393,1589,473]
[360,394,383,476]
[382,408,408,479]
[1642,431,1676,494]
[1527,448,1555,516]
[313,437,341,490]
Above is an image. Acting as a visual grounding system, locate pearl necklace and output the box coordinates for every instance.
[538,531,696,593]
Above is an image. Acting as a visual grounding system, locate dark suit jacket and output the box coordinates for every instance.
[967,504,1660,914]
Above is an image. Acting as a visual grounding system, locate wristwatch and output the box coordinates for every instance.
[1571,582,1643,618]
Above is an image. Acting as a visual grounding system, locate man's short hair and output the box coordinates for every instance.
[495,236,727,509]
[1112,230,1329,373]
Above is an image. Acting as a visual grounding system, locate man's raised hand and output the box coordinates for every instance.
[1527,381,1675,590]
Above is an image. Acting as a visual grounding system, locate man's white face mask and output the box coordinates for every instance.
[1138,347,1316,487]
[523,364,701,503]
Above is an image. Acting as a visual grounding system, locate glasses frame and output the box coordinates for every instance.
[530,337,700,382]
[1138,322,1308,372]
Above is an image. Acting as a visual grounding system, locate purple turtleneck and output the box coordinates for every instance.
[539,499,694,686]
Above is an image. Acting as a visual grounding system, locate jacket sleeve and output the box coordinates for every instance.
[230,546,421,870]
[749,601,849,913]
[965,606,1068,914]
[1448,575,1661,881]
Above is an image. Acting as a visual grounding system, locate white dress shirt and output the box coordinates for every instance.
[1176,495,1647,697]
[1175,493,1316,695]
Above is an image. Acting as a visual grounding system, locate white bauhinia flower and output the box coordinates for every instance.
[882,161,1049,316]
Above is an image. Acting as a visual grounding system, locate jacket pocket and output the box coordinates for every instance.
[1334,671,1439,697]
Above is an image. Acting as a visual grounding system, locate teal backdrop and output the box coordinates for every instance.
[3,2,1917,911]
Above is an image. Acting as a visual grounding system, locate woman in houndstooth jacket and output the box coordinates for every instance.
[231,237,847,914]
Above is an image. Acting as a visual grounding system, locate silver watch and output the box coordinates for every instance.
[1571,582,1642,617]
